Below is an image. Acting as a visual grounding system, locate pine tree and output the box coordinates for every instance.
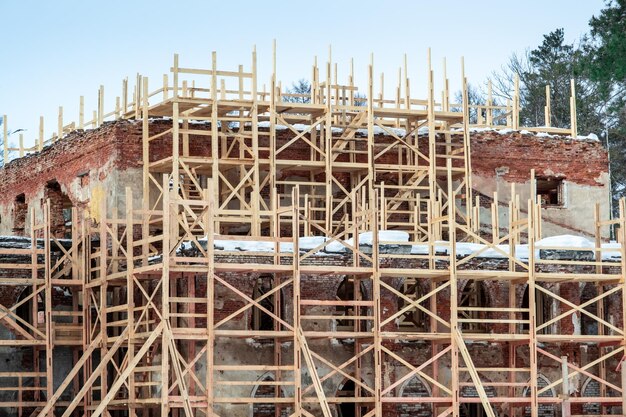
[491,29,607,136]
[588,0,626,95]
[285,79,311,103]
[586,0,626,204]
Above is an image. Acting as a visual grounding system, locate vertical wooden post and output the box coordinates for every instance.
[461,57,474,233]
[292,186,302,416]
[544,85,551,127]
[58,106,63,140]
[79,96,85,129]
[161,175,171,416]
[403,53,410,110]
[39,116,44,151]
[448,159,460,417]
[98,196,109,412]
[528,198,539,417]
[122,77,128,115]
[570,79,577,138]
[135,73,141,120]
[2,115,6,165]
[163,74,169,100]
[141,76,150,266]
[487,79,493,126]
[18,133,23,157]
[44,201,54,417]
[206,182,215,417]
[98,85,104,126]
[210,51,221,233]
[561,356,571,417]
[513,75,520,130]
[125,187,136,417]
[251,45,260,236]
[442,57,449,112]
[619,198,626,414]
[270,40,278,226]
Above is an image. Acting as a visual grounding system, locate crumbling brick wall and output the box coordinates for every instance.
[0,120,144,235]
[0,120,611,237]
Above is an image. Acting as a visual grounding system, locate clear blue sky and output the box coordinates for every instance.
[0,0,605,147]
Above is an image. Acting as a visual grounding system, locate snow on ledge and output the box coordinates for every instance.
[256,121,599,142]
[175,233,621,261]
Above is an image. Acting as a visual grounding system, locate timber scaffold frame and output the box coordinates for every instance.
[0,46,622,417]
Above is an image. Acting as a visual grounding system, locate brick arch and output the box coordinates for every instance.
[459,374,497,417]
[251,372,289,417]
[397,375,433,417]
[12,193,27,236]
[522,375,556,417]
[15,285,34,325]
[520,283,557,334]
[395,278,430,332]
[581,376,619,415]
[44,179,73,239]
[336,276,370,331]
[336,377,374,417]
[580,282,606,336]
[458,279,491,306]
[458,279,490,332]
[250,274,285,332]
[581,377,601,415]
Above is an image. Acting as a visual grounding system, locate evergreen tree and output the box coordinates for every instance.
[492,29,606,136]
[588,0,626,97]
[285,79,311,103]
[586,0,626,204]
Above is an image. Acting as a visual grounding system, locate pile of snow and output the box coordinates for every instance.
[325,230,410,253]
[280,236,329,253]
[535,234,594,249]
[411,241,530,260]
[574,133,600,141]
[409,235,621,261]
[601,241,622,260]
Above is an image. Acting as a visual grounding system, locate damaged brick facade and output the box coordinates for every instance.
[0,119,616,417]
[0,120,610,238]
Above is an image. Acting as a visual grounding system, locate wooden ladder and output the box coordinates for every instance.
[297,327,332,417]
[453,328,496,417]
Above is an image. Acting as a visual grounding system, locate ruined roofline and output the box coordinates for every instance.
[0,117,597,172]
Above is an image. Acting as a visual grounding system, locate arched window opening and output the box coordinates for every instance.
[459,383,496,417]
[521,285,553,334]
[251,373,290,417]
[523,375,556,417]
[16,287,34,326]
[397,279,430,332]
[397,375,433,417]
[251,275,278,331]
[45,180,73,239]
[459,280,488,332]
[336,378,373,417]
[580,283,608,336]
[13,193,27,236]
[582,378,601,415]
[336,277,369,331]
[581,377,619,415]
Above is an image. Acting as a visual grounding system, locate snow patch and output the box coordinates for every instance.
[535,235,594,249]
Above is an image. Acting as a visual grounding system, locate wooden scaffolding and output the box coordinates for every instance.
[0,47,621,417]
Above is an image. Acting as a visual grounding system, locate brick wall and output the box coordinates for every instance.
[0,119,610,237]
[471,131,608,187]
